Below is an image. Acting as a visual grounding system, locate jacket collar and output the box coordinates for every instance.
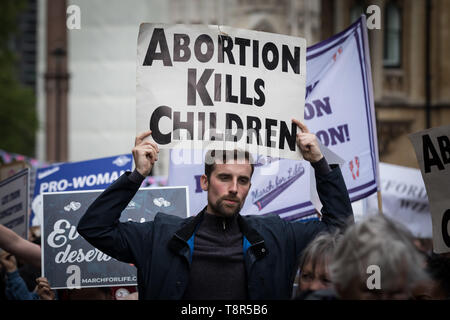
[174,207,206,241]
[237,215,268,259]
[167,207,206,255]
[168,207,268,259]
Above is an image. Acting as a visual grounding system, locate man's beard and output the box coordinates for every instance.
[210,196,242,217]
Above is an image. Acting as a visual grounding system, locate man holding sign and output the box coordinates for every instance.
[77,119,353,300]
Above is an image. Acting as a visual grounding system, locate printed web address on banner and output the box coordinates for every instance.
[81,276,137,285]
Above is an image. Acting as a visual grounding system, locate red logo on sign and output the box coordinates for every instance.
[333,47,343,61]
[349,156,360,180]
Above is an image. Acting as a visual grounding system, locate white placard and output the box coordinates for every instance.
[137,24,306,160]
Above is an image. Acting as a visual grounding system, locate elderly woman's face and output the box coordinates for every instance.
[299,257,332,292]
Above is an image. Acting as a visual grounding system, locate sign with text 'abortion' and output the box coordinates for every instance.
[42,186,188,289]
[409,124,450,254]
[0,169,29,240]
[137,24,307,160]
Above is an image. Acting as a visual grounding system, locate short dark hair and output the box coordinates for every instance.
[204,149,254,180]
[427,254,450,298]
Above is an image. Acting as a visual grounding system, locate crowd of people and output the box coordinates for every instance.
[1,215,449,300]
[1,122,449,300]
[293,214,450,300]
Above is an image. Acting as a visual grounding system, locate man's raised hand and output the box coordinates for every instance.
[292,119,323,163]
[132,130,160,177]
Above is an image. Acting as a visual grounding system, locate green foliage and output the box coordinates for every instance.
[0,0,38,157]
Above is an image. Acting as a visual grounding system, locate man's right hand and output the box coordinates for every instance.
[132,130,160,177]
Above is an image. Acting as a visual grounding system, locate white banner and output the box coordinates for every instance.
[305,16,379,202]
[168,17,379,219]
[136,24,307,160]
[408,124,450,254]
[366,163,432,238]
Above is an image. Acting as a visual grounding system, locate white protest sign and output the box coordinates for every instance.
[137,24,306,160]
[0,168,29,240]
[366,163,432,238]
[408,124,450,253]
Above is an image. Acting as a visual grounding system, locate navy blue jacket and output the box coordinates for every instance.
[77,165,353,300]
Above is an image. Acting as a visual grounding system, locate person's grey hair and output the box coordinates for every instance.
[299,231,342,272]
[329,214,428,293]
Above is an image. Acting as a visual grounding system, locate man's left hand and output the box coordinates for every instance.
[292,119,323,163]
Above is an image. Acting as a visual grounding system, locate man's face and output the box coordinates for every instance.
[201,161,252,218]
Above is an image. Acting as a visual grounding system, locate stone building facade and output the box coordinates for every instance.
[169,0,321,45]
[322,0,450,168]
